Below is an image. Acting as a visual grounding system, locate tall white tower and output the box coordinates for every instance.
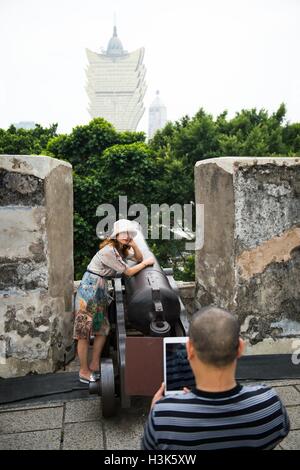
[86,26,147,132]
[148,91,167,139]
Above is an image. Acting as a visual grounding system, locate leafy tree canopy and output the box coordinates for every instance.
[0,123,57,155]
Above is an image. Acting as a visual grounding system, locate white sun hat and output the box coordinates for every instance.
[110,219,137,239]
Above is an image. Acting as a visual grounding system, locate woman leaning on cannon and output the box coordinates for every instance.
[73,219,154,383]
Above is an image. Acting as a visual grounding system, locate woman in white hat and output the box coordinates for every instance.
[74,219,154,383]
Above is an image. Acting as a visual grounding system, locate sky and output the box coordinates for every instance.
[0,0,299,135]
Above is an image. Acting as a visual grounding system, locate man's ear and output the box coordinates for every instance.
[186,338,195,361]
[237,337,245,359]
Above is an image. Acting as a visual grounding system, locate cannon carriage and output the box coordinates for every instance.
[89,229,189,417]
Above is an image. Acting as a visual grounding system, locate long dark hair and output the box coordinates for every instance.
[99,238,130,258]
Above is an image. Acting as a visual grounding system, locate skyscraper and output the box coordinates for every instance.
[148,91,167,139]
[86,26,146,132]
[14,121,36,130]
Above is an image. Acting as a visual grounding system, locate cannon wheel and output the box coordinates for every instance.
[101,357,116,418]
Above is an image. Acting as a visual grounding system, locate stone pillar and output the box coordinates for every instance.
[195,157,300,354]
[176,281,196,320]
[0,155,74,377]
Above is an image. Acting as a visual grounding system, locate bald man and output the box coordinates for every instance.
[142,307,290,450]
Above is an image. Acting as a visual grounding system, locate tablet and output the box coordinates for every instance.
[163,337,195,395]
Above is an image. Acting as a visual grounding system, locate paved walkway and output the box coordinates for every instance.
[0,379,300,450]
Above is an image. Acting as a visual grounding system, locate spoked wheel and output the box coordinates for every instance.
[100,357,116,418]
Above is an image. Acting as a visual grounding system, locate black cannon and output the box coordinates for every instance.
[125,229,184,336]
[89,228,189,417]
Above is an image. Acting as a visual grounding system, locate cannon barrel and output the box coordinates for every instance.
[124,228,181,336]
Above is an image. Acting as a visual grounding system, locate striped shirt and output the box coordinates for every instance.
[141,383,290,450]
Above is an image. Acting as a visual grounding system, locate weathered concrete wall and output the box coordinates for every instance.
[195,157,300,354]
[176,281,196,320]
[0,155,74,377]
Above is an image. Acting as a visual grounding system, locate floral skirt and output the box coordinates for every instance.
[73,271,110,340]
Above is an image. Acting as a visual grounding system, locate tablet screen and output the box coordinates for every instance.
[164,338,195,394]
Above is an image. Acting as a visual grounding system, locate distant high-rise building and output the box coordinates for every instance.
[14,121,36,130]
[148,91,167,139]
[86,26,146,132]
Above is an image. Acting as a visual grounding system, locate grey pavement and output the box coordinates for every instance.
[0,394,151,450]
[1,380,300,450]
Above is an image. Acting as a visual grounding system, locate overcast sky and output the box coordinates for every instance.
[0,0,299,135]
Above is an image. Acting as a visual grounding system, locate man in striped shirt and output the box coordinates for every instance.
[142,307,290,450]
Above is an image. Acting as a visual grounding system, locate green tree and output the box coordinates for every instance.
[46,118,146,174]
[46,118,119,172]
[224,105,287,156]
[100,142,158,206]
[0,123,57,155]
[283,122,300,155]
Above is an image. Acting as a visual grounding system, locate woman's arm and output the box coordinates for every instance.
[124,257,154,277]
[128,239,143,263]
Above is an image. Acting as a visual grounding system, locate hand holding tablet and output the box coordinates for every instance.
[163,337,195,395]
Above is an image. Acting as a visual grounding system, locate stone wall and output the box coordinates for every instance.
[0,155,74,378]
[195,157,300,354]
[176,281,196,319]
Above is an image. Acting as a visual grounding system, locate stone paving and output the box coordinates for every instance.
[1,379,300,450]
[0,395,150,450]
